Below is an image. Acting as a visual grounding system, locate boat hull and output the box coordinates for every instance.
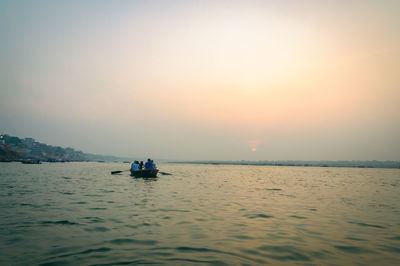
[21,160,41,164]
[130,169,158,178]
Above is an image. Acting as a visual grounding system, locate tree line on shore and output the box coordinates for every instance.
[170,160,400,169]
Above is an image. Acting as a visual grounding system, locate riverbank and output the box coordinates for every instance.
[169,160,400,169]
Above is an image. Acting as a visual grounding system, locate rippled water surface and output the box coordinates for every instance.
[1,162,400,265]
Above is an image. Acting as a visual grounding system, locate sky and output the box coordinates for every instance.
[0,0,399,161]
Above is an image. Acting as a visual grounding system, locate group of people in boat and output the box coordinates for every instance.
[131,158,156,171]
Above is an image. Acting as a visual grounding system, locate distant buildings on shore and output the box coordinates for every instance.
[0,134,86,161]
[0,134,132,162]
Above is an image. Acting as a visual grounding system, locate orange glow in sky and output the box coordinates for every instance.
[1,1,399,160]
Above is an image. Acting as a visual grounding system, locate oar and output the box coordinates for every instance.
[111,170,130,175]
[159,172,171,175]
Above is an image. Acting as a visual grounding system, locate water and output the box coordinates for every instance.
[1,162,400,265]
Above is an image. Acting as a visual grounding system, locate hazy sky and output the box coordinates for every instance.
[1,0,399,161]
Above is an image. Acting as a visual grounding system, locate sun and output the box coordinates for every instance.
[251,147,256,152]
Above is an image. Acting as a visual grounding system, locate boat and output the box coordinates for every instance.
[21,159,41,164]
[130,169,159,178]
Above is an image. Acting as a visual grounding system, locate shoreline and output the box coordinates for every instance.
[168,161,400,169]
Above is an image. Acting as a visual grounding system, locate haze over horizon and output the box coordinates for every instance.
[1,0,399,161]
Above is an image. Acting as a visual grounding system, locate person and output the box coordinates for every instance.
[144,158,156,169]
[139,161,144,170]
[131,160,140,171]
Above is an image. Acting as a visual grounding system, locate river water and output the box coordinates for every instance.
[0,162,399,265]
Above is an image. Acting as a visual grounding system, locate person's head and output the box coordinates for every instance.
[147,158,151,162]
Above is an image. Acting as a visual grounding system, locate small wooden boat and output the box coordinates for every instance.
[21,159,41,164]
[130,169,159,178]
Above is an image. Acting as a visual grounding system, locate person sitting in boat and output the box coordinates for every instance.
[144,158,156,169]
[139,161,144,170]
[131,161,140,171]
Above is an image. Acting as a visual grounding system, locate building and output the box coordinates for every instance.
[23,138,35,147]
